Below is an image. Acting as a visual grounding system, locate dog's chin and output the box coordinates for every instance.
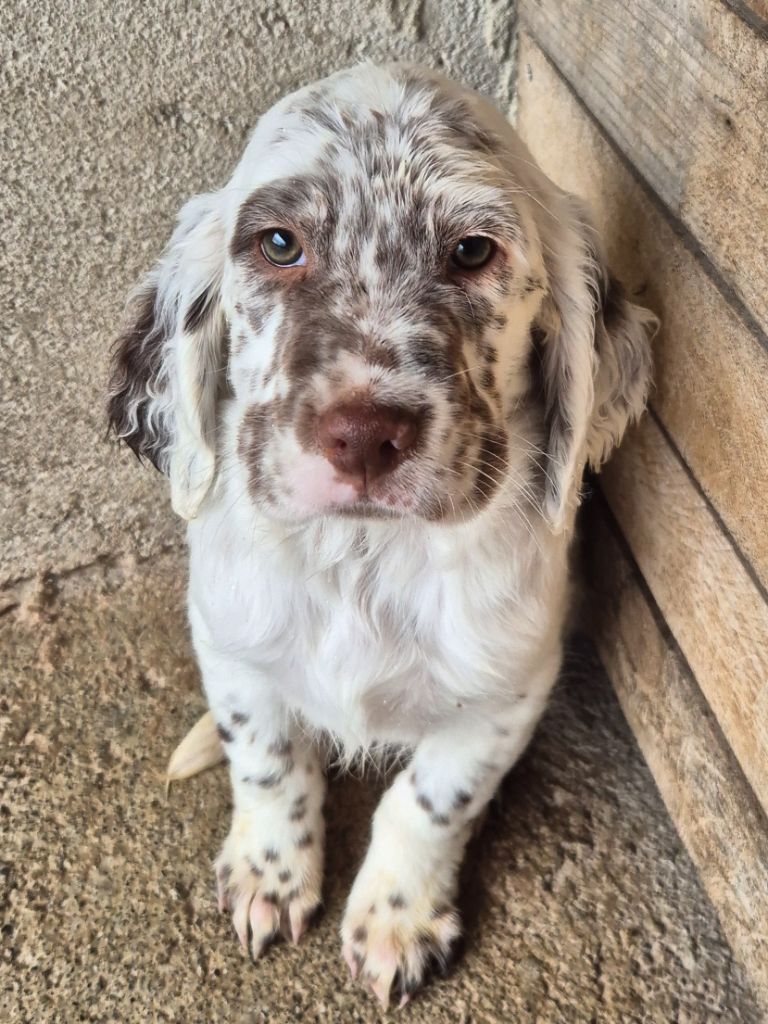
[279,488,425,524]
[270,483,482,527]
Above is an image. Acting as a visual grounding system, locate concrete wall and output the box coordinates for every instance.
[1,0,517,590]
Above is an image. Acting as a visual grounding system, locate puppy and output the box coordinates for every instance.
[107,62,654,1008]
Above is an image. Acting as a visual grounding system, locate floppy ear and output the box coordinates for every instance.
[534,194,655,531]
[107,192,227,520]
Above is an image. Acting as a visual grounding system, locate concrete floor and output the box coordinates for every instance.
[1,550,760,1023]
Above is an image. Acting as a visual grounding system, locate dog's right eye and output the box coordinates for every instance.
[450,235,495,272]
[260,229,306,267]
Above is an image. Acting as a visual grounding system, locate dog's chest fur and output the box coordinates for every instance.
[188,485,568,752]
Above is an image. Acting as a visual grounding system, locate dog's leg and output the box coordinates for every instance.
[341,687,551,1008]
[195,639,326,958]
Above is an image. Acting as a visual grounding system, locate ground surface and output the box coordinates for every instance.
[1,552,760,1023]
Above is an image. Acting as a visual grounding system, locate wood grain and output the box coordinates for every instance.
[600,414,768,817]
[516,32,768,589]
[583,499,768,1012]
[520,0,768,341]
[723,0,768,35]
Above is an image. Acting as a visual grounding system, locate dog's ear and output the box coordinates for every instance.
[534,194,655,531]
[107,192,228,520]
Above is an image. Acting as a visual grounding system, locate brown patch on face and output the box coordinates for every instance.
[364,342,401,371]
[522,275,545,297]
[238,402,272,500]
[230,178,317,264]
[471,426,508,507]
[234,330,248,357]
[244,304,269,337]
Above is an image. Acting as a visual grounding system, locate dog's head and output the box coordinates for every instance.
[108,63,654,530]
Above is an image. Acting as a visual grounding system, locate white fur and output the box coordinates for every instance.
[112,62,654,1008]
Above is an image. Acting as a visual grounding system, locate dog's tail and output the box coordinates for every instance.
[166,711,224,789]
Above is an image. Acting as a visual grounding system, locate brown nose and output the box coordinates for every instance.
[317,402,419,482]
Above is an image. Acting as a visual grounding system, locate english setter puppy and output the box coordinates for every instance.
[108,62,653,1008]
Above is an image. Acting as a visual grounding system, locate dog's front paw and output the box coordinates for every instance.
[215,805,324,959]
[341,869,462,1009]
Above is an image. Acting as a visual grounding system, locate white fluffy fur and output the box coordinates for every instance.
[113,63,654,1008]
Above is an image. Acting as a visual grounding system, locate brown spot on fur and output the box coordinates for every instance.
[264,847,280,863]
[416,793,434,814]
[231,711,249,726]
[353,925,368,943]
[268,738,293,757]
[471,427,508,507]
[278,869,292,883]
[243,770,285,789]
[217,724,234,744]
[388,893,407,910]
[238,402,272,500]
[601,275,626,333]
[522,275,544,297]
[296,831,313,849]
[183,286,215,334]
[107,285,167,470]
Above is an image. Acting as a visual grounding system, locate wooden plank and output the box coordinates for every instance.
[722,0,768,38]
[520,0,768,342]
[516,32,768,590]
[583,499,768,1012]
[600,413,768,816]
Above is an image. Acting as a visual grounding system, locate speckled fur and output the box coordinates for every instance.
[108,62,654,1008]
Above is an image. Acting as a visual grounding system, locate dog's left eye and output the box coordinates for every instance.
[260,229,306,267]
[451,236,495,271]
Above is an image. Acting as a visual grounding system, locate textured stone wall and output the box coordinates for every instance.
[1,0,517,589]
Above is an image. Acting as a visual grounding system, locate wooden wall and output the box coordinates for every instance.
[515,0,768,1007]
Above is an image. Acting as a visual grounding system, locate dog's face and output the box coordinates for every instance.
[108,64,653,529]
[226,73,545,522]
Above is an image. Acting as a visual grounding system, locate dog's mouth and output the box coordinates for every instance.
[281,449,427,520]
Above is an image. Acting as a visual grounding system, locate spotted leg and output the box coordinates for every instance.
[194,638,326,960]
[341,691,548,1008]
